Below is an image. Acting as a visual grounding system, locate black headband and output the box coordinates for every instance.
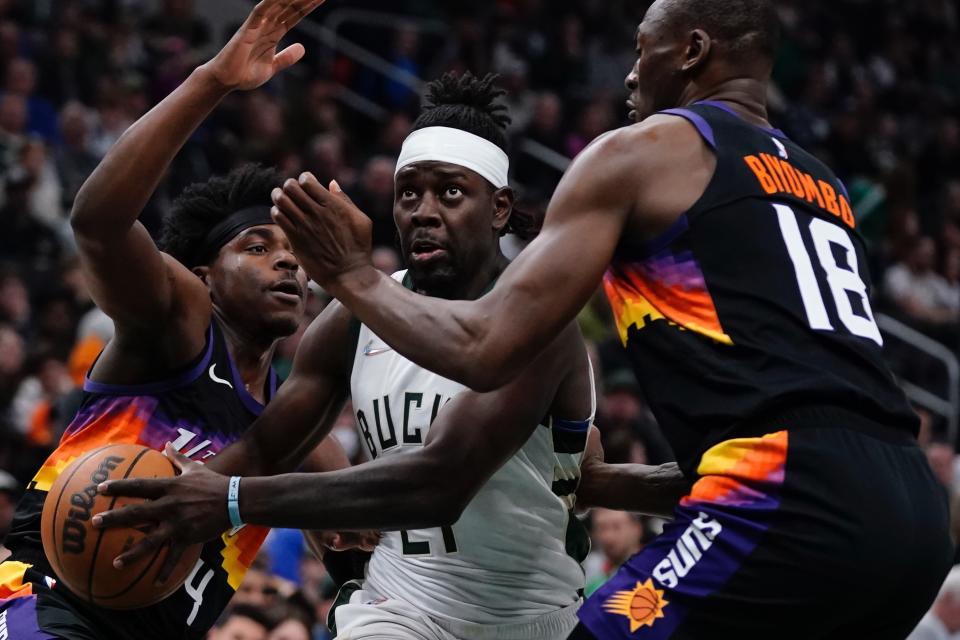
[193,206,275,265]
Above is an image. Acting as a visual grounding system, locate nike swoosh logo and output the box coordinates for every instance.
[362,340,393,357]
[208,364,234,389]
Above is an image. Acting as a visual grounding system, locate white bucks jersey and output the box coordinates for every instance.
[349,271,594,625]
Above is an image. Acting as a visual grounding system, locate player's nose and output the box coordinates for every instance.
[411,193,442,227]
[274,248,299,272]
[625,65,639,92]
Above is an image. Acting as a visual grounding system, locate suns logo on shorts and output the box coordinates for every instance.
[603,578,669,632]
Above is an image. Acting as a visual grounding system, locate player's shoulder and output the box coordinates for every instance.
[576,116,701,174]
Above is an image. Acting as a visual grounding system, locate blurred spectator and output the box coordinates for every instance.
[3,57,57,142]
[909,566,960,640]
[267,617,310,640]
[0,270,30,335]
[305,134,356,191]
[584,509,645,596]
[352,156,398,248]
[208,604,274,640]
[266,599,316,640]
[0,469,19,560]
[143,0,210,55]
[0,167,62,283]
[0,92,26,173]
[232,556,282,611]
[927,440,958,494]
[265,529,308,586]
[20,138,64,231]
[372,246,401,274]
[597,368,673,465]
[384,26,421,109]
[55,102,99,210]
[884,236,960,330]
[11,350,73,448]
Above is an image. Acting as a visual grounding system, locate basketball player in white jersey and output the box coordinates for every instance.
[94,72,691,638]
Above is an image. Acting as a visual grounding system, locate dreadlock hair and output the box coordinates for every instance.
[412,71,541,242]
[158,164,281,268]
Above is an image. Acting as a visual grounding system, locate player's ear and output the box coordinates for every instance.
[192,265,211,288]
[492,187,514,234]
[682,29,712,73]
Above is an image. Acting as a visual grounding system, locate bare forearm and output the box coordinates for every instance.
[331,266,528,391]
[208,376,349,476]
[71,66,229,237]
[578,462,690,519]
[239,454,462,531]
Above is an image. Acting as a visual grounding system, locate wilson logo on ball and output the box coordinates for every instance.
[62,455,124,554]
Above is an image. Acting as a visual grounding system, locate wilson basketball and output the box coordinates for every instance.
[40,443,202,610]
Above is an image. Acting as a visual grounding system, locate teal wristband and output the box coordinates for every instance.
[227,476,243,528]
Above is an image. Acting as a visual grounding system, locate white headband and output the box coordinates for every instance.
[395,126,510,189]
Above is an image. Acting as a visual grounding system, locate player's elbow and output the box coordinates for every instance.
[459,345,522,393]
[432,487,470,527]
[418,457,472,526]
[69,187,105,240]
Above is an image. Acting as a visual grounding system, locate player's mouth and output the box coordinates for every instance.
[409,238,448,264]
[627,100,638,122]
[267,279,304,305]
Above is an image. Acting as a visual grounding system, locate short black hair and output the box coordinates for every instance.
[158,164,281,268]
[413,72,539,240]
[656,0,780,61]
[213,604,275,631]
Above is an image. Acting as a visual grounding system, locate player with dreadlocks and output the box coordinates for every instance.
[94,71,689,640]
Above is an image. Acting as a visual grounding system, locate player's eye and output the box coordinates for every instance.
[445,186,463,198]
[401,189,417,200]
[248,245,268,254]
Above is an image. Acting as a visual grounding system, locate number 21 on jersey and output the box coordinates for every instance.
[775,203,883,346]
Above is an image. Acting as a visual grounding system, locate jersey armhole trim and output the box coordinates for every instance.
[694,100,789,139]
[659,108,718,150]
[82,324,215,395]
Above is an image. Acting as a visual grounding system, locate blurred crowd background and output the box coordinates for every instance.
[2,0,960,637]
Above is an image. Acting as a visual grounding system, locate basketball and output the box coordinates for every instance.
[40,444,203,610]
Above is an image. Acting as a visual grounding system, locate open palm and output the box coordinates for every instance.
[204,0,327,91]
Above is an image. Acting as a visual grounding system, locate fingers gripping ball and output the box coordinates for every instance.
[40,444,203,609]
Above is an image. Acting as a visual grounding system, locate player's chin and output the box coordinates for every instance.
[409,262,456,288]
[263,309,303,338]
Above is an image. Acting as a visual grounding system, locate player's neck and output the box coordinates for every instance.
[420,252,510,301]
[214,311,276,403]
[453,252,510,301]
[681,78,770,129]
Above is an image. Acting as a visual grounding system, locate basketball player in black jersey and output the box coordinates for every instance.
[0,2,361,639]
[223,0,950,637]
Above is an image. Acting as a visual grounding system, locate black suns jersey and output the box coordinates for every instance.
[602,101,917,475]
[5,319,277,640]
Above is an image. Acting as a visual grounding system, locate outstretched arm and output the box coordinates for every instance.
[71,0,323,363]
[95,321,590,563]
[272,130,635,391]
[576,426,689,519]
[204,300,354,478]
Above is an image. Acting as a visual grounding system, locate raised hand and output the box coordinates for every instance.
[202,0,327,92]
[92,443,231,583]
[271,173,375,288]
